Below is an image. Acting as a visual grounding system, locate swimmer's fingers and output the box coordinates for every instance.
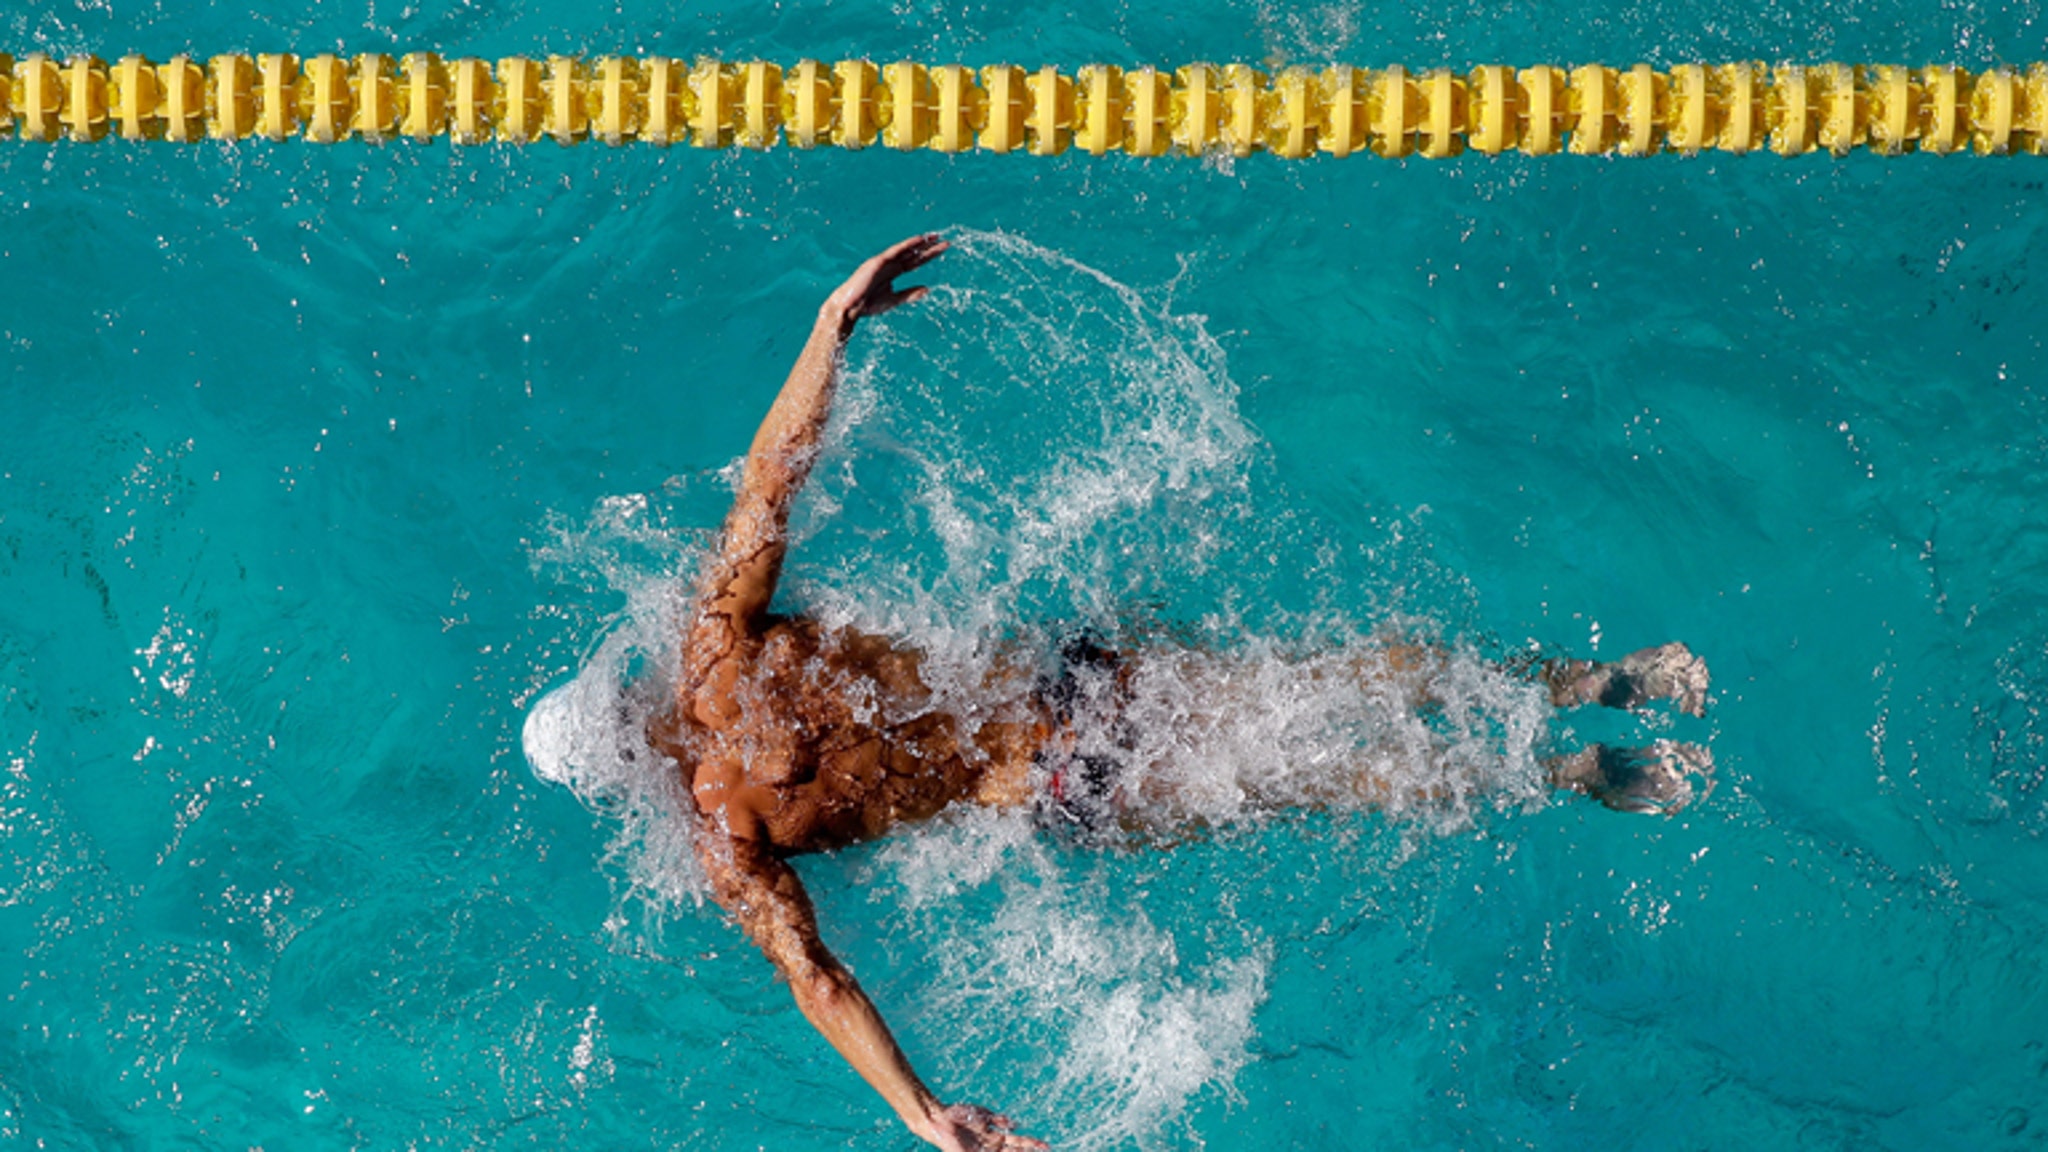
[866,284,930,316]
[927,1102,1047,1152]
[865,236,947,314]
[831,234,948,322]
[875,232,949,276]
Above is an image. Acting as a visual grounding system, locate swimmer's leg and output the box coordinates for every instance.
[1357,639,1709,718]
[1330,638,1448,712]
[1546,740,1714,815]
[1542,642,1710,717]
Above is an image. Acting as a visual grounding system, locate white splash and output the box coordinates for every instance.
[873,810,1270,1151]
[521,492,710,923]
[1110,631,1551,836]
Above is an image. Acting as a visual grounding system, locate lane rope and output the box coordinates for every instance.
[5,53,2044,156]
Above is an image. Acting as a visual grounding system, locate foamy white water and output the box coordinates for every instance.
[872,808,1270,1151]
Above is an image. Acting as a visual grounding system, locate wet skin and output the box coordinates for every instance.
[651,615,1045,854]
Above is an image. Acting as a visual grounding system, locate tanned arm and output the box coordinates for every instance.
[684,234,1046,1151]
[680,233,950,714]
[696,833,1045,1152]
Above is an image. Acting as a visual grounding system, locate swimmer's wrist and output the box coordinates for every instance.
[817,300,857,338]
[905,1094,944,1144]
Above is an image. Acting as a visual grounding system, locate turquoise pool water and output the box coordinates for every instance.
[6,1,2048,1148]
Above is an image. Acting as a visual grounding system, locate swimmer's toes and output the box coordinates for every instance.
[1671,645,1712,717]
[1586,741,1714,816]
[1620,642,1711,717]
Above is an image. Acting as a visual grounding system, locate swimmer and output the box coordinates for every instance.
[654,235,1712,1150]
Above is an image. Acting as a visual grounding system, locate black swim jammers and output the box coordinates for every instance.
[1032,631,1136,840]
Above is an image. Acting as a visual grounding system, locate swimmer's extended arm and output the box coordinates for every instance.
[697,829,1045,1152]
[682,235,948,704]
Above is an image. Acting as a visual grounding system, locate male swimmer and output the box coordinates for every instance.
[654,235,1711,1151]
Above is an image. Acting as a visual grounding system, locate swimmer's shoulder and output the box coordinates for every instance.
[758,615,933,695]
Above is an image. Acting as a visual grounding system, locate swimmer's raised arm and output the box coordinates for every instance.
[682,234,948,699]
[696,827,1045,1152]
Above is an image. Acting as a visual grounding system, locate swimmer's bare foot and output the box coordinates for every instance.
[1545,642,1710,717]
[1547,740,1714,815]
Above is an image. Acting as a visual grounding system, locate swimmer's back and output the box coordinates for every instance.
[658,617,1044,853]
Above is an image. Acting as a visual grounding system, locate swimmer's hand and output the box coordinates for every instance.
[920,1102,1049,1152]
[823,233,949,330]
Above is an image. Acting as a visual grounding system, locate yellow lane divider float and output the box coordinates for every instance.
[5,53,2047,156]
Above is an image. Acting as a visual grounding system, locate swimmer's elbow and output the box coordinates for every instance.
[769,925,848,1002]
[696,833,842,992]
[792,963,851,1014]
